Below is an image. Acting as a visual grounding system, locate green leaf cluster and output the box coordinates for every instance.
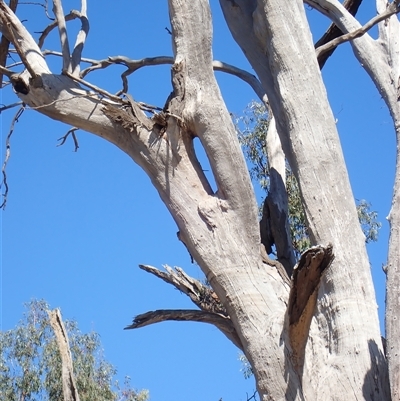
[236,101,381,258]
[0,300,148,401]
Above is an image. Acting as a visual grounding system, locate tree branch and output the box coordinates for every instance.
[38,10,82,49]
[57,127,79,152]
[0,0,18,87]
[306,0,399,120]
[0,1,50,76]
[1,105,24,209]
[260,116,296,276]
[315,1,400,59]
[314,0,362,68]
[80,55,268,104]
[70,0,88,76]
[139,264,227,316]
[124,309,243,350]
[52,0,71,73]
[48,309,81,401]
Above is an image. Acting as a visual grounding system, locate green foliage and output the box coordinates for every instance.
[357,199,382,243]
[0,300,148,401]
[236,101,381,258]
[238,354,253,380]
[236,101,270,191]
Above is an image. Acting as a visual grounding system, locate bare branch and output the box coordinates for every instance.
[212,60,268,105]
[1,105,24,209]
[63,70,124,104]
[48,309,81,401]
[70,0,89,76]
[38,10,82,49]
[0,1,50,77]
[0,0,18,87]
[0,64,14,78]
[52,0,71,73]
[315,2,400,59]
[314,0,362,68]
[124,309,243,350]
[80,55,269,112]
[139,264,227,316]
[0,100,23,112]
[57,127,79,152]
[0,3,39,80]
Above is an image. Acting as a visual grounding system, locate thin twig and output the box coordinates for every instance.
[70,0,88,76]
[20,1,54,20]
[52,0,71,72]
[315,1,400,58]
[0,100,23,112]
[63,70,124,103]
[42,49,96,64]
[246,390,258,401]
[1,105,24,209]
[57,127,79,152]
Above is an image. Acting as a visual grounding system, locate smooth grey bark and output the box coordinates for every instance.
[48,309,81,401]
[304,1,400,398]
[220,0,388,399]
[1,0,397,399]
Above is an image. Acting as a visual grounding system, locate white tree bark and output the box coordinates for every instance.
[220,0,388,398]
[305,1,400,398]
[1,0,397,399]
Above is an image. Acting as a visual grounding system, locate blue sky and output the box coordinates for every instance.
[1,1,395,400]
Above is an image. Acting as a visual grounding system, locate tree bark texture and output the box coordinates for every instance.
[0,0,397,399]
[48,309,81,401]
[220,0,388,399]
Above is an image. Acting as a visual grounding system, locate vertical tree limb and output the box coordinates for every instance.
[0,0,17,87]
[70,0,89,76]
[52,0,71,73]
[260,116,296,275]
[48,309,81,401]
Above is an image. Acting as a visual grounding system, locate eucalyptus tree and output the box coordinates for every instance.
[0,1,399,400]
[0,300,148,401]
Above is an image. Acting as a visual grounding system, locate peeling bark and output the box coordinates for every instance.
[288,244,334,375]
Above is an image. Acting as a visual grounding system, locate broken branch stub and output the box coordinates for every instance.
[48,309,81,401]
[288,244,335,372]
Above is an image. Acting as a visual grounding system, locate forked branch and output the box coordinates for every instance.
[80,55,267,103]
[315,1,400,58]
[314,0,362,68]
[38,10,84,48]
[139,264,227,316]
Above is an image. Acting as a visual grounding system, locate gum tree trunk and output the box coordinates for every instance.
[0,0,397,399]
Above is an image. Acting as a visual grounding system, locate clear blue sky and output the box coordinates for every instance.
[1,1,394,400]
